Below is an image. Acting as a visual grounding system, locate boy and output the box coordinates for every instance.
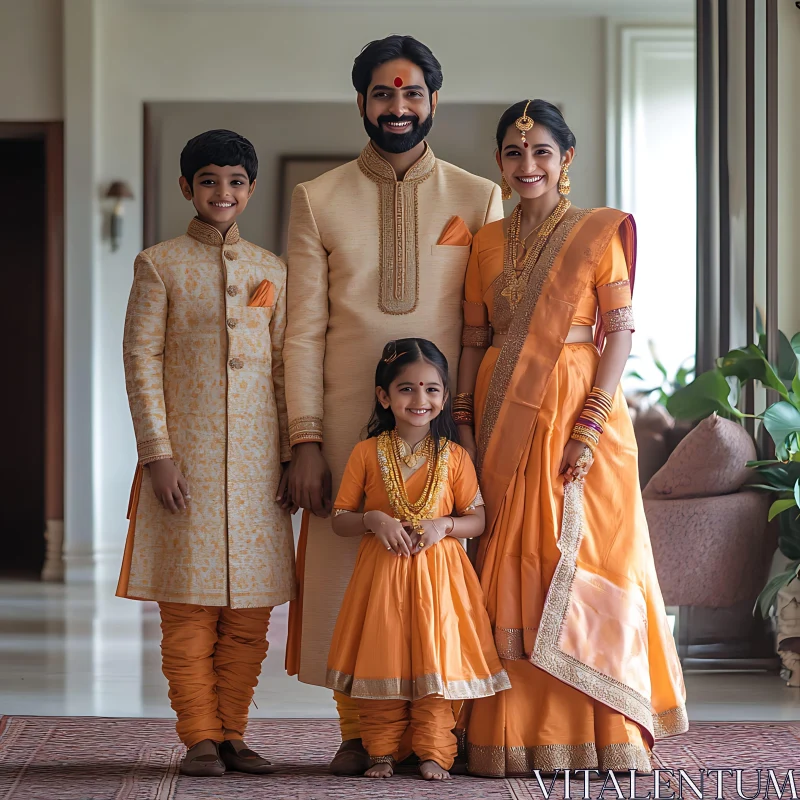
[117,129,295,777]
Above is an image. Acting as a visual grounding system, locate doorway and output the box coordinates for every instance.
[0,124,63,578]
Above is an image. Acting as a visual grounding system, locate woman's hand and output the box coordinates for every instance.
[364,510,417,557]
[411,518,450,554]
[149,459,190,513]
[459,426,478,464]
[559,440,594,485]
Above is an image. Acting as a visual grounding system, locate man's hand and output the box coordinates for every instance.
[276,462,299,515]
[288,442,332,518]
[149,459,190,514]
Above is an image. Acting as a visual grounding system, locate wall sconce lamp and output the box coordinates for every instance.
[106,180,134,251]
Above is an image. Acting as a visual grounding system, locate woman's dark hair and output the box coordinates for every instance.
[352,35,443,97]
[495,100,576,155]
[180,129,258,185]
[366,338,459,453]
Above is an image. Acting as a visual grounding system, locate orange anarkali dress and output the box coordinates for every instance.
[460,208,687,776]
[326,437,510,702]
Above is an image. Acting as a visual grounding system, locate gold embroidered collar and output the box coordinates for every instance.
[357,142,437,315]
[187,218,240,247]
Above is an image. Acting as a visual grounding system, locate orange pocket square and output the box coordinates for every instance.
[437,216,473,247]
[248,279,275,308]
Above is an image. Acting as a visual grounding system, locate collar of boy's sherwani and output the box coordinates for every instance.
[357,141,436,186]
[187,217,241,247]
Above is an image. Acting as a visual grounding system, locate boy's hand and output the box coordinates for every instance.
[276,462,299,515]
[149,459,190,514]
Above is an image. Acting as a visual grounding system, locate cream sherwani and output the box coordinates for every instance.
[284,142,503,685]
[118,218,295,609]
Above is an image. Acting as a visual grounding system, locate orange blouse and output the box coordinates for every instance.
[334,438,483,520]
[462,220,634,348]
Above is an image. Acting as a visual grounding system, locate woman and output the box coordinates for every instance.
[455,100,687,777]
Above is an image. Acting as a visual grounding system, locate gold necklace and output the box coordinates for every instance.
[501,197,571,308]
[393,432,434,470]
[378,430,449,534]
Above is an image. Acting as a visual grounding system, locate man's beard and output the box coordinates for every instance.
[364,113,434,154]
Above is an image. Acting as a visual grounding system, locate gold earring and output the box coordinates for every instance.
[501,173,512,201]
[558,164,571,196]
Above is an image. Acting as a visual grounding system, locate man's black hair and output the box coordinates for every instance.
[352,35,443,97]
[179,129,258,185]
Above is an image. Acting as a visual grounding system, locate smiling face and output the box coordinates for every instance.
[358,58,437,154]
[377,359,446,432]
[497,122,573,201]
[179,164,255,231]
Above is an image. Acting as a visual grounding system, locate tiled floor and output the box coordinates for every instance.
[1,578,800,722]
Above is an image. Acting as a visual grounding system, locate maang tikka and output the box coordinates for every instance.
[515,100,534,148]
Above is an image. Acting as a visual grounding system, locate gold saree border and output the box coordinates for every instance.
[326,668,511,701]
[467,741,652,778]
[530,466,689,741]
[477,208,592,467]
[357,142,437,315]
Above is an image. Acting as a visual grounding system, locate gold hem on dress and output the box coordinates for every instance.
[326,668,511,702]
[466,740,653,777]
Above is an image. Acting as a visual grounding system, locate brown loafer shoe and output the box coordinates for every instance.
[180,740,226,778]
[218,740,276,775]
[329,738,370,776]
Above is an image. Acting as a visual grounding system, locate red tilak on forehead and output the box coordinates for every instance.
[394,76,403,88]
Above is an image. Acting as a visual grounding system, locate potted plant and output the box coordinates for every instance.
[666,331,800,617]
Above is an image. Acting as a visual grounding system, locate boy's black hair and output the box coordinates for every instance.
[495,100,577,155]
[179,129,258,185]
[352,35,443,97]
[366,338,459,454]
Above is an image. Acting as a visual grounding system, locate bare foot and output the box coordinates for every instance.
[364,761,394,778]
[420,760,451,780]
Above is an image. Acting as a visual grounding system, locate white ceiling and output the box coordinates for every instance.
[127,0,694,15]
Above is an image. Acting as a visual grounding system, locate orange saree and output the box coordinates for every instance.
[460,208,687,776]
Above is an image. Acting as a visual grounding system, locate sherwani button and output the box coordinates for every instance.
[227,285,239,297]
[224,250,237,260]
[227,319,237,329]
[229,358,243,370]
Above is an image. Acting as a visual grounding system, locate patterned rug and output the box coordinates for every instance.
[1,717,799,799]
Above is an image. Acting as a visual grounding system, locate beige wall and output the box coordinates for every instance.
[0,0,62,120]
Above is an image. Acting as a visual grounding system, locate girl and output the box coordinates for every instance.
[325,338,510,781]
[455,100,687,776]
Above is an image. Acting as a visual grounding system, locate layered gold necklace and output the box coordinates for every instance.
[501,197,571,308]
[377,430,449,534]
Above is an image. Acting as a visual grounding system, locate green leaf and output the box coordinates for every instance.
[666,369,743,420]
[763,401,800,460]
[750,460,800,491]
[779,511,800,559]
[794,479,800,509]
[720,344,789,400]
[754,564,800,619]
[768,498,798,521]
[626,370,646,382]
[777,331,797,382]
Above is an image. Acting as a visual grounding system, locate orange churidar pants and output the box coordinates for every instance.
[159,602,271,748]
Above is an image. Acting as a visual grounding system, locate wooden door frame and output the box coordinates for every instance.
[0,122,64,579]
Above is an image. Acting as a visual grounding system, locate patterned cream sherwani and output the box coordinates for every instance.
[118,218,295,609]
[284,142,503,685]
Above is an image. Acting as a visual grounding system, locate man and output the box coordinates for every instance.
[283,34,503,775]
